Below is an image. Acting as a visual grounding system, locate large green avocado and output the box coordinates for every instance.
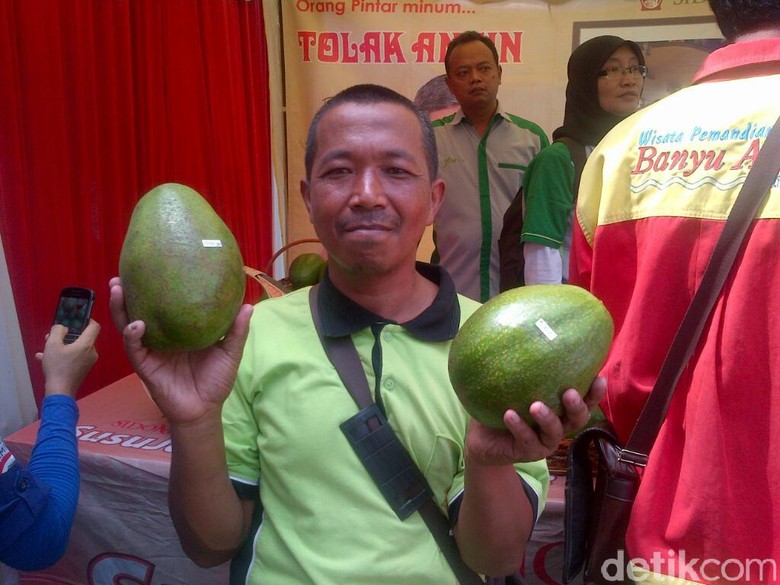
[119,183,246,351]
[448,284,613,429]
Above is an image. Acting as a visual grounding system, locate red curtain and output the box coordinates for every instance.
[0,0,273,404]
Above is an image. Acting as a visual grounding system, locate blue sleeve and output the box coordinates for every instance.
[0,395,79,571]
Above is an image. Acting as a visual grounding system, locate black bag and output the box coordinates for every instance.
[563,427,639,584]
[498,138,586,292]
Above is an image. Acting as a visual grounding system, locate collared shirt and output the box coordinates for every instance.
[432,105,549,302]
[316,262,461,341]
[224,264,549,585]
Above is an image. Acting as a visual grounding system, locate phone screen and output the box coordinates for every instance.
[54,288,95,343]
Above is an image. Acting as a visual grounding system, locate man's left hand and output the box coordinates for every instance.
[465,376,606,465]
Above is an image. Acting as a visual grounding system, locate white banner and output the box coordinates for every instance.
[279,0,717,247]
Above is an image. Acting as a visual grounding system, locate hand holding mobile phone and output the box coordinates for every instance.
[53,287,95,344]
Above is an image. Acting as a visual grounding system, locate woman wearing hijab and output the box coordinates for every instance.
[521,36,646,285]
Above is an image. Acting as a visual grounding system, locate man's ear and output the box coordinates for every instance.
[427,178,446,225]
[300,179,314,221]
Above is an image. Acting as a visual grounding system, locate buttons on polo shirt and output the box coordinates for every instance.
[383,378,396,390]
[382,331,393,342]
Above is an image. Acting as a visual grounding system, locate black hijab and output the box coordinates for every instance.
[552,35,645,146]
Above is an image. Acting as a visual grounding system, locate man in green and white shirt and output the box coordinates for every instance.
[432,31,548,302]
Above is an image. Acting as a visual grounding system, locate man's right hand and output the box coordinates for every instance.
[108,276,254,425]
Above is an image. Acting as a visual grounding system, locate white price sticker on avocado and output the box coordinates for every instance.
[535,318,557,341]
[202,239,223,248]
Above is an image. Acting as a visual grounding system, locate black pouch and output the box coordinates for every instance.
[340,404,432,520]
[563,426,641,584]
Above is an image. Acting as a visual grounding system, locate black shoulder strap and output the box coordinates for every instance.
[310,291,373,407]
[622,112,780,465]
[309,286,485,585]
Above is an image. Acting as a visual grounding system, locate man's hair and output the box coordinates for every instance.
[414,74,459,116]
[304,84,438,181]
[443,31,500,76]
[709,0,780,41]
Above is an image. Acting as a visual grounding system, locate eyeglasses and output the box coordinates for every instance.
[598,65,648,81]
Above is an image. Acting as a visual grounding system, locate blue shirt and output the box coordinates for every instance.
[0,395,79,570]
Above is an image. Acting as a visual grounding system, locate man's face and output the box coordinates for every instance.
[445,40,502,111]
[301,102,444,277]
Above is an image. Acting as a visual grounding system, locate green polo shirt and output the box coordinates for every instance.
[521,141,576,249]
[223,263,549,584]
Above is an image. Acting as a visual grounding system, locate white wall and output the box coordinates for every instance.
[0,231,37,437]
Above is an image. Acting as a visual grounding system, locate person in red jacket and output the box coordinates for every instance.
[570,0,780,582]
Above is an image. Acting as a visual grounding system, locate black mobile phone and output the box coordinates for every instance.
[53,286,95,344]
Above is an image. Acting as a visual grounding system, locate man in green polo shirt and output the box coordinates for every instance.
[109,84,603,584]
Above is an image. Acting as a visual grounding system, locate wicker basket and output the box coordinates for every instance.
[244,238,323,300]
